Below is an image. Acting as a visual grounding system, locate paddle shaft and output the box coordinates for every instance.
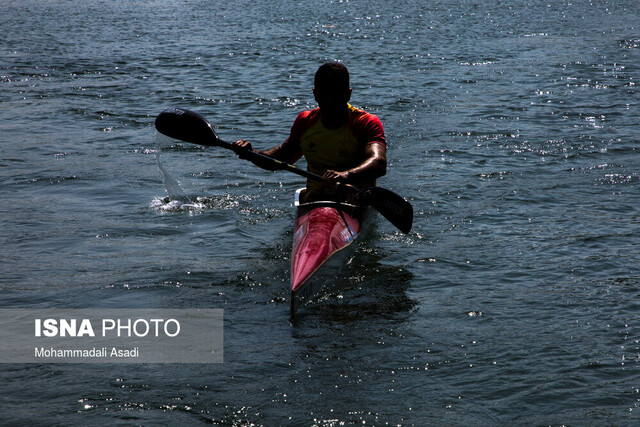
[224,137,412,233]
[221,138,325,182]
[218,137,368,201]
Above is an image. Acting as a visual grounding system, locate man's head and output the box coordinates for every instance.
[313,62,352,110]
[314,62,350,92]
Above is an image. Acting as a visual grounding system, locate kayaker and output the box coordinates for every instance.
[233,62,387,203]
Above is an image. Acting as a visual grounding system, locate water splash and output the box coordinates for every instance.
[152,133,205,212]
[154,134,190,200]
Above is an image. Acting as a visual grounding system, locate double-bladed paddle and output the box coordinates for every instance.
[155,108,413,233]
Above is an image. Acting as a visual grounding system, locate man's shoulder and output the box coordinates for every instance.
[290,108,321,140]
[348,105,382,125]
[348,105,386,145]
[294,108,321,123]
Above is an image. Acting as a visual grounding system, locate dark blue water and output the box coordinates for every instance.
[2,0,639,424]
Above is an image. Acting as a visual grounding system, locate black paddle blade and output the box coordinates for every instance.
[361,187,413,234]
[155,108,221,146]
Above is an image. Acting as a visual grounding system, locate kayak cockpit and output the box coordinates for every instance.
[290,188,374,317]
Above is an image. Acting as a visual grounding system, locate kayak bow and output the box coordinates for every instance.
[290,189,374,316]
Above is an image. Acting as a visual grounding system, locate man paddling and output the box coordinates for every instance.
[233,62,387,203]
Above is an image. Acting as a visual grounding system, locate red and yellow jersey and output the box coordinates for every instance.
[287,104,386,193]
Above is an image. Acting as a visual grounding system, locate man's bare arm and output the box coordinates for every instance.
[233,139,303,171]
[322,143,387,185]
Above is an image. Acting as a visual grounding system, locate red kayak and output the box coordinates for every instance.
[290,189,373,316]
